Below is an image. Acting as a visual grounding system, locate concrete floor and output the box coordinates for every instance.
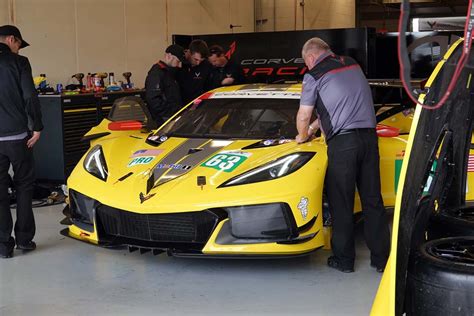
[0,205,383,316]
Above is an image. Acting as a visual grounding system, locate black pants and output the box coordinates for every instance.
[0,138,35,255]
[326,129,390,268]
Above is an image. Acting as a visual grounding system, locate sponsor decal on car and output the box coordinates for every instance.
[394,150,405,193]
[128,156,155,167]
[423,160,438,195]
[468,154,474,172]
[211,91,300,99]
[131,149,164,158]
[297,197,309,220]
[155,163,192,170]
[201,150,251,172]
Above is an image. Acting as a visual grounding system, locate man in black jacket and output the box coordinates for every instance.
[208,45,245,89]
[0,25,43,258]
[145,44,186,126]
[177,39,213,105]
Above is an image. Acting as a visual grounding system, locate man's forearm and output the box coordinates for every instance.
[296,110,311,138]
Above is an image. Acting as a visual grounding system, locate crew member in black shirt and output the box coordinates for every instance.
[208,45,245,89]
[177,39,213,105]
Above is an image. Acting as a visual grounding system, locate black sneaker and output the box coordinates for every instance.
[0,250,13,258]
[17,241,36,251]
[370,262,385,273]
[327,256,354,273]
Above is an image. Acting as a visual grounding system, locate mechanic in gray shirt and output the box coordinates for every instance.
[296,37,390,273]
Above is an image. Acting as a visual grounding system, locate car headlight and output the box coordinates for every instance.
[83,145,108,181]
[219,152,315,187]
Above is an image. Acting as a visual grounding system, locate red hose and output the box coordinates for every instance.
[398,0,474,110]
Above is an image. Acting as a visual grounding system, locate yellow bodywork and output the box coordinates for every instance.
[68,132,328,255]
[370,38,466,315]
[65,83,415,255]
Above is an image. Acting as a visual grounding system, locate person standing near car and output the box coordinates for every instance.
[295,37,390,273]
[0,25,43,258]
[145,44,186,126]
[207,45,245,90]
[177,39,213,105]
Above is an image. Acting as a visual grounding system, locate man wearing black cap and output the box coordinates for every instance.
[145,44,186,126]
[0,25,43,258]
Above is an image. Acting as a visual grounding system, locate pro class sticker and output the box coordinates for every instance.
[201,151,251,172]
[128,156,155,167]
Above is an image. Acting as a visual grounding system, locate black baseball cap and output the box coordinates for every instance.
[165,44,186,63]
[0,25,29,48]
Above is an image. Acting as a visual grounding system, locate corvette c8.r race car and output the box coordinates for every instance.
[62,84,420,257]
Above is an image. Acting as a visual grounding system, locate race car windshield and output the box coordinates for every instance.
[158,98,301,139]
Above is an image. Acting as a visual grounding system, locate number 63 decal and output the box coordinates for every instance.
[201,151,251,172]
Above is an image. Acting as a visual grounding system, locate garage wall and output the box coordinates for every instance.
[256,0,355,32]
[0,0,9,25]
[3,0,254,88]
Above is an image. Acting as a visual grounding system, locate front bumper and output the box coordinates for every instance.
[63,190,324,256]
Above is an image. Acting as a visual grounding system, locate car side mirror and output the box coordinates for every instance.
[376,124,400,137]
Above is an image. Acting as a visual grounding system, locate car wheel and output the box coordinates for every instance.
[428,207,474,239]
[405,237,474,316]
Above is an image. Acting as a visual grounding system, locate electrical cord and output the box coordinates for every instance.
[398,0,474,110]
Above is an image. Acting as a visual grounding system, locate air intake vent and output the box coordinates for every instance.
[96,205,218,244]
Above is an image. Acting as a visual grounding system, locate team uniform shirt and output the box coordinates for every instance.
[145,61,182,126]
[300,51,376,141]
[208,59,246,90]
[177,60,213,105]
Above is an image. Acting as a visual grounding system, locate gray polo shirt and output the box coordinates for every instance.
[300,51,376,140]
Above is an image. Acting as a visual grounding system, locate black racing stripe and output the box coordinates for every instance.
[151,139,232,187]
[157,141,216,184]
[151,139,209,181]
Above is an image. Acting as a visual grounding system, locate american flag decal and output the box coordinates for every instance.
[468,154,474,172]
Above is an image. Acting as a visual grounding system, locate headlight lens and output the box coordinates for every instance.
[219,152,315,187]
[83,145,108,181]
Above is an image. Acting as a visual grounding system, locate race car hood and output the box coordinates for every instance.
[68,135,326,213]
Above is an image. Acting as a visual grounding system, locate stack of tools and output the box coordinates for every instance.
[52,70,138,95]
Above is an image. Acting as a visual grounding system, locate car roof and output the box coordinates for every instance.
[208,83,302,99]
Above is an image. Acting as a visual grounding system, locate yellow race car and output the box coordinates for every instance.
[371,39,474,315]
[62,84,412,257]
